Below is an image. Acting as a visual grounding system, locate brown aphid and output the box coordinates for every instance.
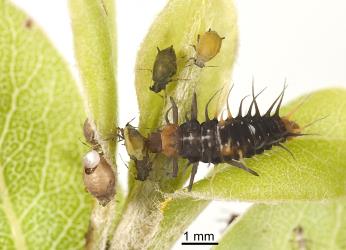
[149,45,177,93]
[24,18,33,29]
[292,225,308,250]
[83,118,98,146]
[83,150,116,206]
[192,28,225,68]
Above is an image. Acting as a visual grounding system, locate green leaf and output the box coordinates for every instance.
[0,1,91,249]
[69,0,117,161]
[216,201,346,250]
[175,89,346,201]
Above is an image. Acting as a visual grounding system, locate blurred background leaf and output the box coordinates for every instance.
[0,1,91,249]
[216,200,346,250]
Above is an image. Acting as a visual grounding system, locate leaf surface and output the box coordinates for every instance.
[216,201,346,250]
[0,2,91,249]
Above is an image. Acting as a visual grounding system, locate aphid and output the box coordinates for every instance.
[119,124,152,180]
[24,18,33,29]
[83,118,98,146]
[292,225,308,250]
[149,45,177,93]
[191,28,225,68]
[83,150,116,206]
[125,84,306,191]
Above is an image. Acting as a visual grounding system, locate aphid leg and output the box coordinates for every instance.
[188,163,198,191]
[237,95,250,118]
[226,84,234,119]
[197,34,200,43]
[221,37,225,40]
[189,44,197,51]
[157,47,161,52]
[165,107,173,124]
[191,92,198,120]
[170,97,179,124]
[265,84,288,117]
[208,28,211,32]
[277,143,296,160]
[205,88,223,121]
[227,159,259,176]
[172,157,179,177]
[136,68,152,72]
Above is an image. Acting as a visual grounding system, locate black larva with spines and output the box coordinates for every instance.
[152,85,302,191]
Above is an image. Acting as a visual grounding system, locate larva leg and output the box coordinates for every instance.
[227,159,259,176]
[277,143,296,160]
[188,163,198,191]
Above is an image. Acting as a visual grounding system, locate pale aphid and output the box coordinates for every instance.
[192,28,225,68]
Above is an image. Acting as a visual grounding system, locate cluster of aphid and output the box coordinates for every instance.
[82,29,306,204]
[147,28,225,93]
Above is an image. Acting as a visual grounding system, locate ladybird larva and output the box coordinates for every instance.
[124,84,304,191]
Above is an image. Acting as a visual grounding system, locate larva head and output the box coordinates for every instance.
[282,117,301,135]
[83,150,115,206]
[123,124,147,160]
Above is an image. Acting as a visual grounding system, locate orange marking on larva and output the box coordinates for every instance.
[221,144,232,156]
[161,124,180,157]
[282,117,301,137]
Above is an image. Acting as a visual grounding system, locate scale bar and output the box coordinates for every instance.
[181,242,219,245]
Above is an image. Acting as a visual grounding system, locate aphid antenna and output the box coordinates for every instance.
[204,65,219,68]
[127,116,137,124]
[136,68,153,72]
[79,138,91,149]
[100,0,108,16]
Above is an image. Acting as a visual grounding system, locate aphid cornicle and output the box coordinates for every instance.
[191,28,225,68]
[143,85,304,191]
[149,45,177,93]
[83,150,116,206]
